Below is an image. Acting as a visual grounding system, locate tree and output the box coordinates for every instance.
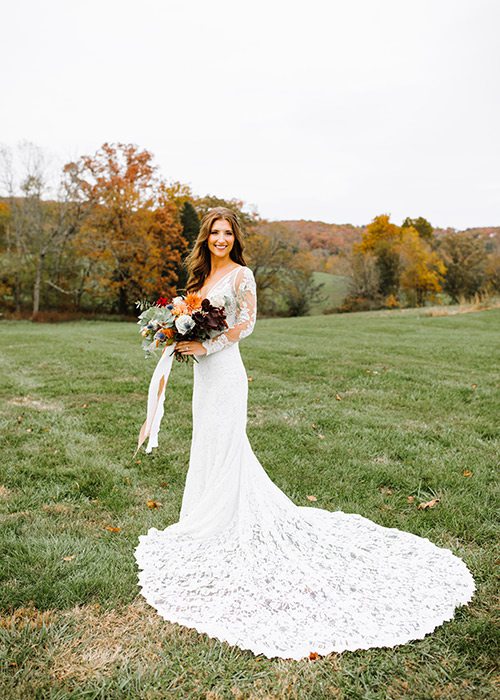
[0,141,84,317]
[398,227,446,306]
[347,250,381,300]
[192,194,260,231]
[438,232,488,302]
[402,216,434,244]
[65,143,189,313]
[280,250,327,316]
[354,214,403,297]
[176,201,200,291]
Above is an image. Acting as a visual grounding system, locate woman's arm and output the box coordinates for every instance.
[201,266,257,355]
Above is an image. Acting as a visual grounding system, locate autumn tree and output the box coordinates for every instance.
[65,143,189,313]
[398,226,446,306]
[402,216,434,245]
[354,214,403,297]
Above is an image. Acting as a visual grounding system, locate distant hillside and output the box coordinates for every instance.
[273,220,364,255]
[265,219,500,256]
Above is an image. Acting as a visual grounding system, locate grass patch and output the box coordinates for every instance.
[0,308,498,698]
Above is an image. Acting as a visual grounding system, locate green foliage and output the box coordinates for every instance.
[439,233,489,302]
[402,216,434,243]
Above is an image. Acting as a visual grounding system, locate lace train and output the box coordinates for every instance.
[135,430,475,659]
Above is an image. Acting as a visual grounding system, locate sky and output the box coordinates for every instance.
[1,0,499,230]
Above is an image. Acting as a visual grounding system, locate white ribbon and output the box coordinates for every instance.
[134,341,177,458]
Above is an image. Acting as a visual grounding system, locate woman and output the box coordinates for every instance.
[134,207,475,660]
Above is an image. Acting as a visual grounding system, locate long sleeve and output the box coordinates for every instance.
[202,266,257,356]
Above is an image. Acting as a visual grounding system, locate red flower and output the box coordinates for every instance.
[156,296,169,307]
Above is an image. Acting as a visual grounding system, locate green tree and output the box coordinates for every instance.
[402,216,434,244]
[176,201,200,292]
[438,233,488,302]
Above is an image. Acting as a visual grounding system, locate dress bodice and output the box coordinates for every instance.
[201,265,257,356]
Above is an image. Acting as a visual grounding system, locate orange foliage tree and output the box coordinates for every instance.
[353,214,446,306]
[354,214,404,297]
[64,142,190,313]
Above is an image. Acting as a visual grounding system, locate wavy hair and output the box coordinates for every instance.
[184,207,249,293]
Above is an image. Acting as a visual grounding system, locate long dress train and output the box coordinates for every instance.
[134,265,475,660]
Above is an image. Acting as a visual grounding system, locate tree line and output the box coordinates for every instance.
[0,141,498,320]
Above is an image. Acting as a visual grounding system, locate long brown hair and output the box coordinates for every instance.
[184,207,249,293]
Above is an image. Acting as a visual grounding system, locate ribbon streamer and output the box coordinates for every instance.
[134,341,177,458]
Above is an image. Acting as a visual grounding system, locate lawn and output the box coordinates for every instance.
[0,307,498,699]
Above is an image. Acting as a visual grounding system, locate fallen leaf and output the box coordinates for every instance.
[62,555,76,562]
[82,403,89,408]
[335,394,342,401]
[417,498,440,510]
[407,496,415,503]
[318,433,325,439]
[306,495,317,502]
[26,428,32,433]
[104,525,121,532]
[17,415,23,423]
[471,383,477,390]
[463,469,473,477]
[147,500,162,509]
[379,486,394,495]
[135,460,142,464]
[248,376,253,382]
[309,651,320,660]
[160,481,169,488]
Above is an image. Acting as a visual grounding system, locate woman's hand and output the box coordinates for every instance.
[175,340,207,357]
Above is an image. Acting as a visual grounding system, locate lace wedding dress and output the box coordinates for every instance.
[134,264,475,660]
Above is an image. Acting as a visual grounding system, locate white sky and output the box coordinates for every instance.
[1,0,499,229]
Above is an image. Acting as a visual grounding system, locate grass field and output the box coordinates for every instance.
[309,271,350,314]
[0,307,499,699]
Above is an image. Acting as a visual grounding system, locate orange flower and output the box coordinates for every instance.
[184,292,203,311]
[165,328,175,338]
[171,302,188,316]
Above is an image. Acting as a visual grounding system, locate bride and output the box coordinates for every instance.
[134,206,475,660]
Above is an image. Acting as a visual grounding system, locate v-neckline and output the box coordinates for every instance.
[199,265,242,298]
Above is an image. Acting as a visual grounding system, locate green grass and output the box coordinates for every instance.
[0,308,499,699]
[309,271,350,314]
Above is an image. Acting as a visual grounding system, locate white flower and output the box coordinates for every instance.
[172,296,184,304]
[175,314,195,334]
[209,293,226,308]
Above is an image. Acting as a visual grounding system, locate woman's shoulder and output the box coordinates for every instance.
[235,264,254,275]
[234,265,256,292]
[235,265,255,280]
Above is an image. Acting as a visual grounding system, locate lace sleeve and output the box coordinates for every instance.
[202,267,257,356]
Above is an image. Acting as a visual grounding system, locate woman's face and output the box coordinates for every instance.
[207,218,235,262]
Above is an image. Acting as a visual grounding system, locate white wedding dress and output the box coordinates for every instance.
[134,264,475,660]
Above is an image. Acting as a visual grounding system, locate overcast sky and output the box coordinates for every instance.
[1,0,498,229]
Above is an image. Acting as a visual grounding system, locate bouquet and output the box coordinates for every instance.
[135,290,228,363]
